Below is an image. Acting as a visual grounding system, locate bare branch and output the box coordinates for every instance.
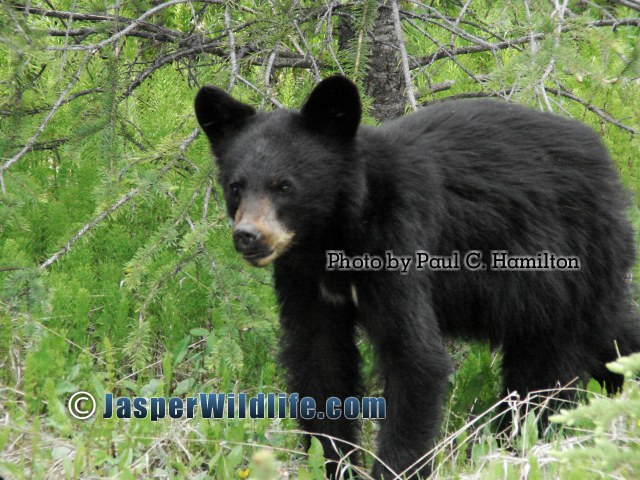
[411,17,640,67]
[1,88,105,116]
[122,40,225,99]
[293,20,321,81]
[202,183,212,223]
[406,1,494,49]
[264,44,279,91]
[608,0,640,12]
[12,137,68,151]
[237,75,284,108]
[225,2,238,90]
[404,17,488,88]
[11,3,183,41]
[391,0,417,111]
[42,0,223,51]
[546,85,638,134]
[537,0,570,112]
[523,0,538,54]
[432,87,637,134]
[429,80,454,93]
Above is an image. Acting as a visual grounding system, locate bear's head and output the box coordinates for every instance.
[194,76,362,267]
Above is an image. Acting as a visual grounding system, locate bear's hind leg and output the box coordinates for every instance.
[500,336,586,435]
[588,308,640,394]
[360,280,452,480]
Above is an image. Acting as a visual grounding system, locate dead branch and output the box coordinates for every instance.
[608,0,640,12]
[11,3,183,42]
[409,15,640,67]
[225,2,238,89]
[1,88,105,116]
[431,87,637,134]
[391,0,417,111]
[546,85,637,134]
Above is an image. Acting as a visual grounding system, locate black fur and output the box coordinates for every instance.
[195,76,640,479]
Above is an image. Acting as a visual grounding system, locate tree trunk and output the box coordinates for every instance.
[365,2,406,121]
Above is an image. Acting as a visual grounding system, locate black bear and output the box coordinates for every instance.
[195,76,640,479]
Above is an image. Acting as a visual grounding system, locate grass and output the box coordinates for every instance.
[1,315,639,480]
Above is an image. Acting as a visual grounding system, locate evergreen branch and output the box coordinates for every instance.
[3,1,32,45]
[39,185,140,271]
[352,0,373,80]
[139,249,203,321]
[123,158,206,291]
[16,2,261,51]
[0,50,93,192]
[436,14,510,42]
[13,0,320,106]
[38,128,200,271]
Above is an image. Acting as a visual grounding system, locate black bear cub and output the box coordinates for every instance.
[195,76,640,479]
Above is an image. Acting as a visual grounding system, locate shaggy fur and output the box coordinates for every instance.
[195,76,640,479]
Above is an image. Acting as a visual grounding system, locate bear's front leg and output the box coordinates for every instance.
[276,271,362,479]
[361,276,452,479]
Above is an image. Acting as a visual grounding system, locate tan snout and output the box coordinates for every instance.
[232,197,294,267]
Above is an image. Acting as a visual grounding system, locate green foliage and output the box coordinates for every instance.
[445,342,502,432]
[339,0,379,82]
[0,0,639,478]
[550,354,640,478]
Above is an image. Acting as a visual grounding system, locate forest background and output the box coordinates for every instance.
[1,0,639,478]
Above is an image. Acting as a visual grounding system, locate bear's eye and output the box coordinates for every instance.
[229,182,242,196]
[277,180,293,195]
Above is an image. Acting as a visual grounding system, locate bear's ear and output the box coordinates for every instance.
[301,76,361,140]
[194,86,256,154]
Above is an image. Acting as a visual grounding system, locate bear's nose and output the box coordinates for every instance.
[233,224,260,253]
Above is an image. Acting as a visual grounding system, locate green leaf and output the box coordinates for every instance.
[190,327,210,337]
